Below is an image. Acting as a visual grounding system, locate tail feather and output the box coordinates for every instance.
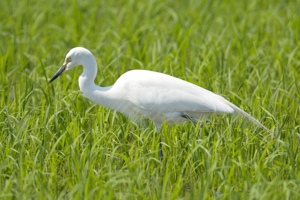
[224,99,270,132]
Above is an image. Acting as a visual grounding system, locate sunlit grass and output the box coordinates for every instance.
[0,0,299,199]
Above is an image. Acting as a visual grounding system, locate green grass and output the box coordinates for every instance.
[1,0,300,199]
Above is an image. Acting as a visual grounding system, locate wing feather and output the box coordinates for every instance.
[115,70,234,114]
[111,70,269,131]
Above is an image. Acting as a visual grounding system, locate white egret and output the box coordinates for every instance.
[49,47,269,157]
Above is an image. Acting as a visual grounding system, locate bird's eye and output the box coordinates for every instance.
[66,57,72,63]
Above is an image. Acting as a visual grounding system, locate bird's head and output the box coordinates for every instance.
[49,47,93,83]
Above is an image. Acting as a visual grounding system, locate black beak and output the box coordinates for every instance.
[49,64,66,83]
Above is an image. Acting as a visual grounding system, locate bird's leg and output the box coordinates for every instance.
[154,123,163,159]
[198,121,204,141]
[159,139,163,158]
[180,113,204,142]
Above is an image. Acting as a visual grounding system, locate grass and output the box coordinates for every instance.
[0,0,300,199]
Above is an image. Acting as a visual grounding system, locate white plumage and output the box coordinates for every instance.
[49,47,269,156]
[99,70,234,122]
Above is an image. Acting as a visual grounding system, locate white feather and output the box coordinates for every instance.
[50,47,269,132]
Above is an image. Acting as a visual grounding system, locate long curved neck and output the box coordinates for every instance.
[78,56,115,108]
[78,55,98,91]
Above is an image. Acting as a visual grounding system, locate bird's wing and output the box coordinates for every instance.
[111,70,269,131]
[114,70,234,114]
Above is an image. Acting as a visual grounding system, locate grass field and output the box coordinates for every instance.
[1,0,300,199]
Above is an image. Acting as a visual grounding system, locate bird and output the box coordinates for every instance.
[49,47,269,157]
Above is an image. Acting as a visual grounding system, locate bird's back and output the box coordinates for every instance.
[110,70,234,124]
